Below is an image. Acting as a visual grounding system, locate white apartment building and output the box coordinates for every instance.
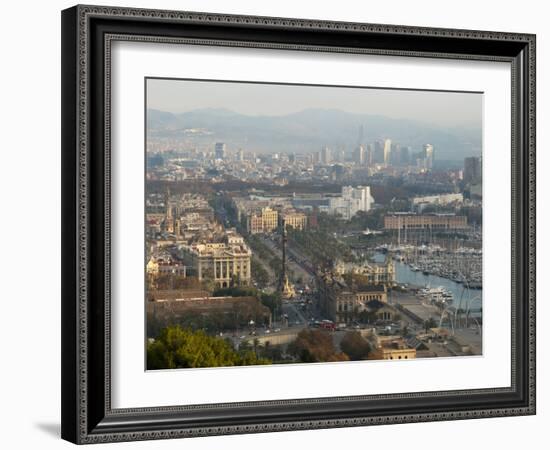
[323,186,374,220]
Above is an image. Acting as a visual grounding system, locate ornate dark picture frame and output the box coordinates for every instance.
[61,4,536,444]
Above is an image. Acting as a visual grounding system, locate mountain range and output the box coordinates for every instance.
[147,107,482,160]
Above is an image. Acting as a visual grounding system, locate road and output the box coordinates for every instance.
[259,235,314,286]
[283,301,308,326]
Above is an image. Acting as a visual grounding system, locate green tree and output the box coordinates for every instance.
[147,325,271,369]
[259,292,282,320]
[251,258,270,288]
[340,331,370,360]
[288,329,349,363]
[424,317,437,333]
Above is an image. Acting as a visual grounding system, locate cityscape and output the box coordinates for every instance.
[145,79,483,370]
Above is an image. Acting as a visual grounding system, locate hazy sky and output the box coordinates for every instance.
[147,78,482,128]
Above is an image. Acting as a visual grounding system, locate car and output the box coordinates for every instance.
[274,328,281,332]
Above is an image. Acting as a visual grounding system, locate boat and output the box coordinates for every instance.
[418,286,454,306]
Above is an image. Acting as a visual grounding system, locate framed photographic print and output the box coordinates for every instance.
[61,5,536,444]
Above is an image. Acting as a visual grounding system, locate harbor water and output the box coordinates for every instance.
[373,253,482,311]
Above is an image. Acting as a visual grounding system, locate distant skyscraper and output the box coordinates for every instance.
[353,145,365,165]
[374,140,384,164]
[320,146,331,165]
[334,147,345,163]
[383,139,392,166]
[237,148,244,161]
[400,146,411,166]
[214,142,226,160]
[288,153,296,164]
[391,143,401,166]
[312,151,320,165]
[424,144,434,169]
[366,143,374,167]
[464,156,482,184]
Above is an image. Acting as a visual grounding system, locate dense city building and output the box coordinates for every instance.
[464,156,482,184]
[320,146,331,165]
[214,142,226,160]
[146,255,187,277]
[353,145,365,165]
[368,335,417,360]
[326,185,374,220]
[281,209,308,231]
[424,144,435,170]
[317,271,392,324]
[411,193,464,212]
[334,258,396,286]
[411,193,463,206]
[383,138,392,166]
[178,230,252,287]
[247,207,279,234]
[384,213,469,231]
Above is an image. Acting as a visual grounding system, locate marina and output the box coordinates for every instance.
[373,252,482,312]
[375,243,482,289]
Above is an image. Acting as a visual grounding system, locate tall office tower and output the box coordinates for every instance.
[236,148,244,162]
[424,144,435,169]
[335,147,346,163]
[391,143,401,165]
[288,153,296,164]
[353,145,365,165]
[464,156,482,184]
[383,139,392,166]
[400,146,411,166]
[312,151,320,165]
[320,146,332,165]
[366,143,374,167]
[214,142,226,160]
[374,140,385,164]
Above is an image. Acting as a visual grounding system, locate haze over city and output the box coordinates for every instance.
[145,77,483,370]
[147,79,482,161]
[147,78,482,128]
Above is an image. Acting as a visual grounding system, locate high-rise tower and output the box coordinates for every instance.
[214,142,226,160]
[353,145,365,165]
[383,139,392,166]
[424,144,434,170]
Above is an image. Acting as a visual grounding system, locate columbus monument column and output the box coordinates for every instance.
[279,218,295,300]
